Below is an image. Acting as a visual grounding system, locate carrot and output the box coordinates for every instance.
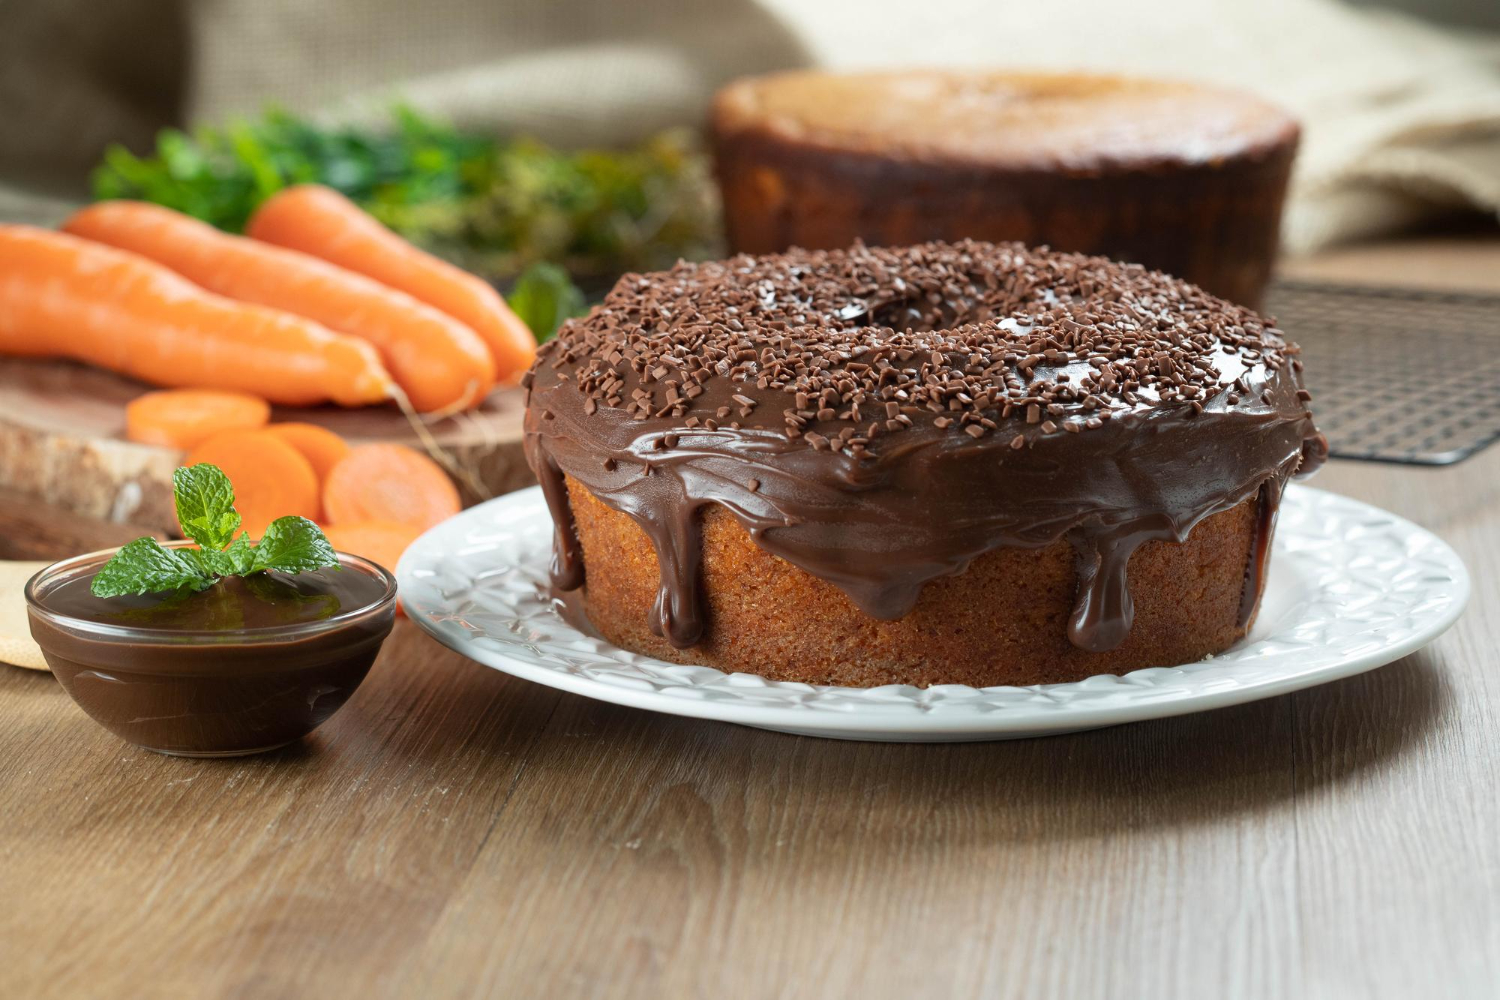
[64,201,496,413]
[0,226,392,407]
[247,185,537,380]
[322,443,460,531]
[185,430,321,536]
[125,389,271,450]
[323,520,424,574]
[264,423,351,481]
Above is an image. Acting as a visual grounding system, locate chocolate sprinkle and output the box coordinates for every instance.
[532,240,1299,456]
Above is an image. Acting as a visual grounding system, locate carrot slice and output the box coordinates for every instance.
[247,185,537,381]
[64,201,496,413]
[0,225,393,407]
[185,430,320,537]
[323,520,424,574]
[264,423,352,481]
[125,390,271,450]
[322,443,460,531]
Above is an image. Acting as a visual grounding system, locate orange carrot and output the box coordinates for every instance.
[264,423,351,481]
[0,226,392,407]
[64,201,496,413]
[125,389,271,450]
[185,430,320,537]
[323,520,425,573]
[322,443,460,531]
[248,185,537,380]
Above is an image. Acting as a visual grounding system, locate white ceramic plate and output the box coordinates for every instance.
[398,485,1469,742]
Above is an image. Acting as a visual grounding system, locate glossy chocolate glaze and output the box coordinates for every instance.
[40,568,384,631]
[525,241,1324,654]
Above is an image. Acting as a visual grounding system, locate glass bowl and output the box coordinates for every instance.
[24,543,398,757]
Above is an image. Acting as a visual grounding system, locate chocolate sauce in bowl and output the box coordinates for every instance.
[28,557,396,756]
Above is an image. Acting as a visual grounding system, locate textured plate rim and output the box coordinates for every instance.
[396,485,1469,739]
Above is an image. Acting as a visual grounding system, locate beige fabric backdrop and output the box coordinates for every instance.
[2,0,1498,252]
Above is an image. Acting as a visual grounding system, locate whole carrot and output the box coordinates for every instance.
[0,225,393,407]
[65,201,497,413]
[248,185,537,381]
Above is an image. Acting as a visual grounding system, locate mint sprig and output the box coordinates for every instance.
[90,463,339,599]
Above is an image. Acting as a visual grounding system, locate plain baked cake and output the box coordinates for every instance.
[712,71,1300,308]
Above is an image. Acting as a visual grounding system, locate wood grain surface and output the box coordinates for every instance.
[1,239,1497,1000]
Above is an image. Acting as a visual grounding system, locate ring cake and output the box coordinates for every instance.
[523,240,1326,687]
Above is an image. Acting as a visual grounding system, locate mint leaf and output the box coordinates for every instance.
[91,538,215,598]
[252,516,339,575]
[173,464,241,551]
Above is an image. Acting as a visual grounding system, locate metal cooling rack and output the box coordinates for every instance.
[1264,280,1500,466]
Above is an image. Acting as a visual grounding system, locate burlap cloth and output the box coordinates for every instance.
[2,0,1498,252]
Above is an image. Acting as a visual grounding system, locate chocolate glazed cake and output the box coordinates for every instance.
[712,71,1299,309]
[523,241,1327,688]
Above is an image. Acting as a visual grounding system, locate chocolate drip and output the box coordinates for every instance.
[521,241,1325,655]
[645,499,708,645]
[1066,516,1169,653]
[1238,478,1283,630]
[533,451,585,592]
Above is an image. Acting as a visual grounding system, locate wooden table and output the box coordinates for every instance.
[3,239,1498,1000]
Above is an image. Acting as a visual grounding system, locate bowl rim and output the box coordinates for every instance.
[24,540,399,645]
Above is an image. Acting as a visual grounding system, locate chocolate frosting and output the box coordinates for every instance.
[524,241,1324,654]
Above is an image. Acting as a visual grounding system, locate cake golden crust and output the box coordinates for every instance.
[567,478,1262,687]
[711,70,1299,308]
[712,71,1297,170]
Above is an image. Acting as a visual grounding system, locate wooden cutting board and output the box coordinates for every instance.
[0,358,533,533]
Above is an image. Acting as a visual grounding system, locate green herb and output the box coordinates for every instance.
[507,261,590,342]
[90,464,338,599]
[92,107,487,235]
[91,107,719,297]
